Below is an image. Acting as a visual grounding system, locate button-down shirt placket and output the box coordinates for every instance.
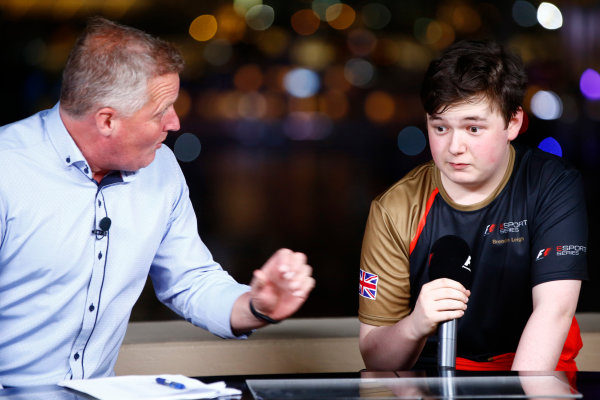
[68,162,118,379]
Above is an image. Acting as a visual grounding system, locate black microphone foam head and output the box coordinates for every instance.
[428,235,472,289]
[99,217,112,231]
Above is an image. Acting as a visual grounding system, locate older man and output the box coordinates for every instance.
[0,17,314,386]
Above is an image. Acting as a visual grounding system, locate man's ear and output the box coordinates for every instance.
[94,107,119,137]
[507,107,524,141]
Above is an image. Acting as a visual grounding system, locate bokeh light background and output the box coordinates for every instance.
[0,0,599,319]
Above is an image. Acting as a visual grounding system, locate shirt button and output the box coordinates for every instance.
[84,166,89,174]
[98,252,103,260]
[98,200,102,207]
[65,157,70,163]
[74,353,80,360]
[89,304,95,312]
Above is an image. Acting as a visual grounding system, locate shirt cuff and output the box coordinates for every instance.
[204,283,251,339]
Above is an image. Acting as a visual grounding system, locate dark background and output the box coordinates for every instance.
[0,0,598,320]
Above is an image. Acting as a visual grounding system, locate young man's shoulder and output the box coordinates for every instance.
[374,160,438,212]
[513,143,581,180]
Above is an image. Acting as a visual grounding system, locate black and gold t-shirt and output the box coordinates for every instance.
[358,144,588,363]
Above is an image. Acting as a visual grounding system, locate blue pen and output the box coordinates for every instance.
[156,377,186,389]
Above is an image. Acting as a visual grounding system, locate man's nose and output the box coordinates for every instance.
[448,131,466,154]
[164,106,180,132]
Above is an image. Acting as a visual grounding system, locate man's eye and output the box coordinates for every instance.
[155,109,168,119]
[435,126,446,133]
[469,126,480,133]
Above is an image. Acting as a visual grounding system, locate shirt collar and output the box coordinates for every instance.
[44,102,138,183]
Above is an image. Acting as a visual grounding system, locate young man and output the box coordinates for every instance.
[358,40,588,371]
[0,17,314,386]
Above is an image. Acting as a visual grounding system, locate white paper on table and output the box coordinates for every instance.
[58,374,241,400]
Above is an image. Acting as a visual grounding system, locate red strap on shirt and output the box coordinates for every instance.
[456,353,514,371]
[409,188,439,255]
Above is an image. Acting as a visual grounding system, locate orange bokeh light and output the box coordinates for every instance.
[365,91,396,123]
[233,64,264,92]
[174,88,192,118]
[215,5,246,42]
[327,4,356,30]
[189,15,218,42]
[291,9,321,35]
[452,5,481,33]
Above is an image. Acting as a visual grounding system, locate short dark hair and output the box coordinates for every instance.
[420,40,527,127]
[60,16,184,118]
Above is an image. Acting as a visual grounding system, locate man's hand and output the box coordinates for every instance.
[409,278,470,338]
[249,248,315,321]
[359,278,469,371]
[231,249,315,332]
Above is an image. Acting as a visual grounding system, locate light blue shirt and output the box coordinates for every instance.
[0,104,250,386]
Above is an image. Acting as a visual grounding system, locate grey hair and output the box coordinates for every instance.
[60,16,184,118]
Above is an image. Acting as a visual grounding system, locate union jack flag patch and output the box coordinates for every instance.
[359,269,378,300]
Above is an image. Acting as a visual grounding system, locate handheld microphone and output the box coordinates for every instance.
[428,235,472,370]
[92,216,112,239]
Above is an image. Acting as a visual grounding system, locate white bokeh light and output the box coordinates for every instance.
[537,2,563,30]
[283,68,320,98]
[530,90,563,120]
[245,4,275,31]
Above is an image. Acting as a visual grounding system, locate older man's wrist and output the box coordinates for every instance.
[249,299,281,324]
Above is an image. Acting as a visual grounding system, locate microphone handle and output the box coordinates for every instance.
[439,368,456,399]
[438,319,457,369]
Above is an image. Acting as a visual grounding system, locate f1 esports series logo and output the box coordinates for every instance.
[484,219,528,235]
[536,244,587,261]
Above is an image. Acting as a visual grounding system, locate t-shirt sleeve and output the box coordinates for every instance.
[530,166,589,286]
[358,199,412,326]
